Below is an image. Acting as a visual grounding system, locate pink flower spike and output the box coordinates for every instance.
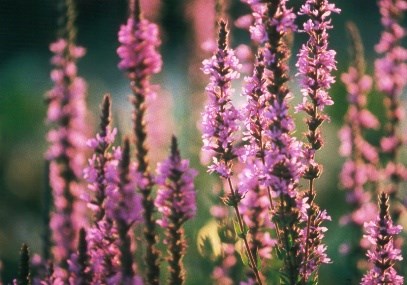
[201,20,241,178]
[155,136,197,284]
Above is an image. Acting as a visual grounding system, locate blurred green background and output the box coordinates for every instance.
[0,0,406,284]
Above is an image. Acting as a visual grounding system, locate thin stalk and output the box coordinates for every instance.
[302,178,315,282]
[226,177,263,285]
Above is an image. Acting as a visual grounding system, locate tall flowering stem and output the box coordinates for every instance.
[296,0,340,282]
[240,54,275,271]
[155,136,197,285]
[201,21,263,285]
[83,95,120,283]
[248,1,309,283]
[238,167,275,281]
[115,138,143,284]
[117,0,162,283]
[338,23,379,279]
[361,192,404,285]
[375,0,407,217]
[45,0,88,271]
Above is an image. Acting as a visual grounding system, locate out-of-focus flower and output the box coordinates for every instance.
[46,37,88,272]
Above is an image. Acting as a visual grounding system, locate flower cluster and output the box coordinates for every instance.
[338,23,379,239]
[83,95,121,283]
[8,1,407,285]
[117,2,164,284]
[155,137,197,285]
[361,193,404,285]
[155,137,197,228]
[296,0,340,158]
[375,0,407,203]
[201,21,241,178]
[117,17,162,89]
[46,37,88,270]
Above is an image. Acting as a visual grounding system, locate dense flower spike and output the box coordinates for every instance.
[240,52,268,165]
[242,1,305,283]
[338,24,379,280]
[361,193,404,285]
[117,6,162,96]
[296,0,339,282]
[83,95,121,283]
[298,202,331,282]
[238,167,275,264]
[117,0,163,283]
[296,0,340,158]
[155,136,197,285]
[202,20,263,285]
[375,0,407,212]
[106,138,143,284]
[46,28,88,273]
[201,20,241,178]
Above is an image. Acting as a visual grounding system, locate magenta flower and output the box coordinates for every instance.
[240,0,268,44]
[375,0,407,202]
[117,16,162,92]
[155,137,197,227]
[82,95,123,283]
[375,0,407,97]
[338,25,381,276]
[155,137,197,285]
[240,52,268,164]
[104,147,143,226]
[117,2,163,283]
[104,139,143,284]
[361,193,404,285]
[298,203,332,281]
[296,0,340,156]
[201,21,241,178]
[295,1,339,282]
[338,26,380,229]
[238,166,276,263]
[46,37,88,271]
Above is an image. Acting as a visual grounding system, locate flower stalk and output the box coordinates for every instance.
[117,0,163,283]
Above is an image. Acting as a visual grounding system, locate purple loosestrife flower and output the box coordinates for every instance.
[261,0,301,193]
[46,35,88,271]
[201,20,241,179]
[240,0,268,45]
[241,1,305,283]
[361,193,404,285]
[338,25,380,277]
[155,137,197,285]
[238,167,276,266]
[82,95,121,283]
[296,0,339,282]
[104,138,143,285]
[375,0,407,210]
[117,10,162,96]
[202,20,263,285]
[117,1,163,283]
[296,0,340,158]
[297,204,331,282]
[240,52,268,167]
